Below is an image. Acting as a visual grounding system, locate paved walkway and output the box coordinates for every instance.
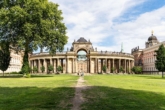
[71,76,87,110]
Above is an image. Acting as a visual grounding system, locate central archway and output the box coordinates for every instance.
[77,50,87,73]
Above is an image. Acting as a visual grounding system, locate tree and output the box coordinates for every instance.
[111,67,115,73]
[40,66,45,73]
[48,65,53,73]
[102,65,107,73]
[0,41,11,76]
[119,66,124,73]
[33,66,38,73]
[57,65,63,74]
[155,44,165,78]
[131,66,142,74]
[0,0,68,74]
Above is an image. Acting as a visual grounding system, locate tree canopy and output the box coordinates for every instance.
[0,0,68,73]
[155,44,165,78]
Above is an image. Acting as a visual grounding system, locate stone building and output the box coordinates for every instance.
[30,37,134,74]
[132,32,165,72]
[0,49,23,73]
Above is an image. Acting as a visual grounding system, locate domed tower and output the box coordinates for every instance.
[145,31,159,48]
[70,37,94,52]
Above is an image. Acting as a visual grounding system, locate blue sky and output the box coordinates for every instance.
[49,0,165,53]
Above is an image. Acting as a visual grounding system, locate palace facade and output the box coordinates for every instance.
[132,32,165,72]
[29,37,134,73]
[0,49,23,73]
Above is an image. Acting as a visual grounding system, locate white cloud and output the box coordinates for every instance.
[49,0,165,53]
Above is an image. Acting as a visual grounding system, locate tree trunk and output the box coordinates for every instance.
[3,71,4,76]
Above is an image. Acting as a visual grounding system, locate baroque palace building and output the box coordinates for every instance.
[132,31,165,72]
[29,37,134,74]
[0,49,23,73]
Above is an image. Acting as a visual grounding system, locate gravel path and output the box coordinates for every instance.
[71,76,87,110]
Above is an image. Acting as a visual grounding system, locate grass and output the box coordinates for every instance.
[82,74,165,110]
[0,74,78,110]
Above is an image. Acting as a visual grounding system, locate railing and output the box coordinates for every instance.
[31,51,134,57]
[31,51,67,56]
[97,51,134,57]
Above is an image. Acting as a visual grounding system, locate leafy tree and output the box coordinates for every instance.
[40,66,45,73]
[33,66,38,73]
[0,0,68,74]
[119,66,124,73]
[131,66,142,74]
[102,65,107,73]
[48,65,53,73]
[155,44,165,78]
[57,65,63,73]
[0,41,11,76]
[111,67,115,73]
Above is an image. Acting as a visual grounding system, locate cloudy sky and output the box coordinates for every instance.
[49,0,165,53]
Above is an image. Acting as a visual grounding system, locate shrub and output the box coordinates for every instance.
[33,66,38,73]
[48,65,54,73]
[57,65,63,73]
[102,65,107,73]
[119,66,124,73]
[131,66,142,74]
[40,66,45,73]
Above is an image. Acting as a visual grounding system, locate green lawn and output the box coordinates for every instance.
[0,74,78,110]
[82,74,165,110]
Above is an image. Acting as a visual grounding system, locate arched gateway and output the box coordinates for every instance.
[29,37,134,73]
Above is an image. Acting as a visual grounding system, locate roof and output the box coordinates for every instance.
[77,37,87,42]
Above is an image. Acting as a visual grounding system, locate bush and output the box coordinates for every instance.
[23,73,31,78]
[119,66,124,73]
[102,65,107,73]
[57,65,63,73]
[131,66,142,74]
[48,65,54,73]
[40,66,45,73]
[10,72,19,74]
[33,66,38,73]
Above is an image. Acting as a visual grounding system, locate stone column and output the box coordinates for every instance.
[72,58,74,73]
[95,58,97,73]
[75,58,77,73]
[44,59,47,73]
[105,58,107,73]
[53,59,56,73]
[97,58,99,73]
[119,59,121,73]
[57,58,60,66]
[109,59,111,73]
[50,58,52,65]
[38,59,41,73]
[128,60,130,73]
[61,59,63,73]
[66,58,68,73]
[101,59,103,73]
[112,59,114,73]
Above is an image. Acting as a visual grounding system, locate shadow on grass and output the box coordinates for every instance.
[0,86,165,110]
[81,86,165,110]
[134,75,165,80]
[0,86,75,110]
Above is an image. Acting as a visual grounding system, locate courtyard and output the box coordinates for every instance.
[0,74,165,110]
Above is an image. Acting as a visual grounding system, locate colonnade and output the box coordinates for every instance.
[30,57,134,74]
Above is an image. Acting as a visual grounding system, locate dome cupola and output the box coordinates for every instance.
[77,37,87,42]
